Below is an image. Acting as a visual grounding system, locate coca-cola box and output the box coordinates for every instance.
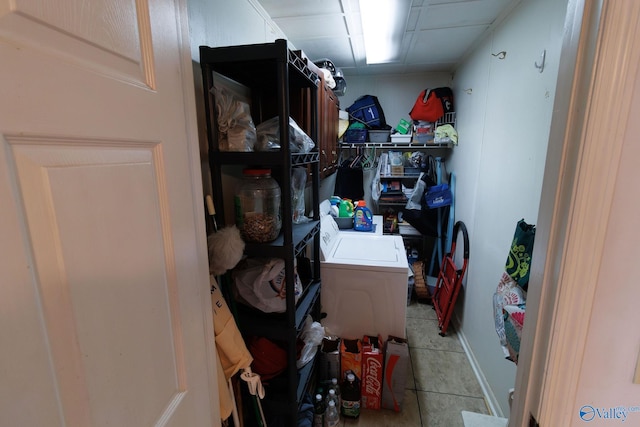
[340,338,362,382]
[381,336,409,412]
[361,335,384,410]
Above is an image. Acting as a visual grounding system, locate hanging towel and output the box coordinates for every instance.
[493,219,535,364]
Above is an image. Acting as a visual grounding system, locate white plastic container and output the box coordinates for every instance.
[390,131,412,143]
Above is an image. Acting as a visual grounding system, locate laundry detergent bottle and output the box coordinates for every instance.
[338,199,354,218]
[353,200,373,232]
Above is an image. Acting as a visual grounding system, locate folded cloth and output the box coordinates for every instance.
[434,124,458,145]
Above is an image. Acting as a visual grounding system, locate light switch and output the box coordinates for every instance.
[635,351,640,384]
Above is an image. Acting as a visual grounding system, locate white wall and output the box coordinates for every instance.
[448,0,568,416]
[187,0,284,60]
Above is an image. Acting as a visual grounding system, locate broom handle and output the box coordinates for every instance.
[206,195,219,232]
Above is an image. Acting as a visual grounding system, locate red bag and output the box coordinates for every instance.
[409,87,454,122]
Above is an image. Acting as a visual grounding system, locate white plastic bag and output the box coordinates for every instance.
[255,116,315,153]
[231,258,302,313]
[297,315,324,368]
[211,85,257,151]
[292,167,309,224]
[405,172,426,210]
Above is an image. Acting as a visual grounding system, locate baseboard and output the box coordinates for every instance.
[452,313,505,418]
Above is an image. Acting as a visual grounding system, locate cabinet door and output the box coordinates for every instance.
[323,86,340,177]
[312,72,339,179]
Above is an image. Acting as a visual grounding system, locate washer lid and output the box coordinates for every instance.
[326,235,408,271]
[320,215,341,260]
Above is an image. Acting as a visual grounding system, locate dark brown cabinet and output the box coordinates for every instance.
[307,61,340,178]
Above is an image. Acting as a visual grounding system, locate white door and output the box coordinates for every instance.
[0,1,219,426]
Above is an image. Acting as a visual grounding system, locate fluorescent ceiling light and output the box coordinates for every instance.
[359,0,412,64]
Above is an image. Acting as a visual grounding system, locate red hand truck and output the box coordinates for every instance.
[429,221,469,336]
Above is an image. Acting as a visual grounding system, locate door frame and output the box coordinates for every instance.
[511,0,640,425]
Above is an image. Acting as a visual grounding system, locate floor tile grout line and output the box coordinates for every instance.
[407,344,426,426]
[409,346,466,353]
[409,346,467,354]
[414,388,488,400]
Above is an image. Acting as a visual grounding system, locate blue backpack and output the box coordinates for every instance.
[346,95,387,129]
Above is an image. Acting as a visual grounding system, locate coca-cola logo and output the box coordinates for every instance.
[363,358,382,396]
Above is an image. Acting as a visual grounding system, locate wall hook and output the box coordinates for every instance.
[491,51,507,59]
[535,49,546,73]
[464,88,473,95]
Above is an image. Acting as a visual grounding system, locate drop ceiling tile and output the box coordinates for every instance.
[409,25,489,64]
[274,14,348,39]
[294,36,355,66]
[254,0,520,75]
[418,0,511,29]
[256,0,344,18]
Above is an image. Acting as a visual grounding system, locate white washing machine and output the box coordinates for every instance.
[319,215,408,340]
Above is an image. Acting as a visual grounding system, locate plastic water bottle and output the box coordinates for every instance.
[324,399,339,427]
[325,388,338,409]
[313,393,325,427]
[329,377,341,408]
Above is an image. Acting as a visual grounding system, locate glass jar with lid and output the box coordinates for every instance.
[235,168,282,242]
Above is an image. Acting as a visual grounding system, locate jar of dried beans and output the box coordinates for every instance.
[235,168,282,242]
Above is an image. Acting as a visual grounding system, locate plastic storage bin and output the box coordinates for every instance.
[345,128,367,143]
[368,129,390,142]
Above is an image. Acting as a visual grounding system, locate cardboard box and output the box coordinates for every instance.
[381,336,410,412]
[340,338,362,382]
[390,165,404,176]
[361,335,384,410]
[318,336,341,382]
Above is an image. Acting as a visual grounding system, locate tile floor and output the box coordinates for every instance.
[341,300,490,426]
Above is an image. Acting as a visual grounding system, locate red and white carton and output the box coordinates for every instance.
[381,335,409,412]
[361,335,384,410]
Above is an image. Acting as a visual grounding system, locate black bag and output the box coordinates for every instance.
[423,154,437,187]
[334,159,364,202]
[346,95,387,129]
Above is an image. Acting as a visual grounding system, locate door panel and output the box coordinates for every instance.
[0,0,217,426]
[0,0,154,86]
